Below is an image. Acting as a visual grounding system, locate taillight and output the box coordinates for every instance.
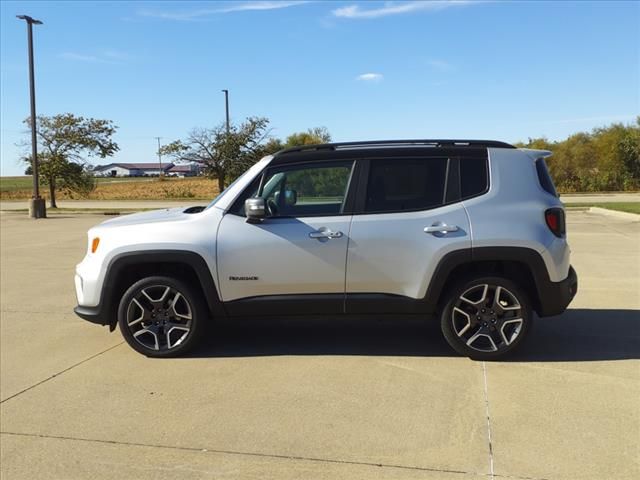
[545,208,565,237]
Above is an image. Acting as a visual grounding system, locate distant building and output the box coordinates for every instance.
[92,162,201,177]
[166,164,202,177]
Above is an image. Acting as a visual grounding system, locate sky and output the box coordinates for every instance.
[1,0,639,176]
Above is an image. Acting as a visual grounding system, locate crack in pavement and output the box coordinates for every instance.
[482,361,495,479]
[0,431,549,480]
[1,309,72,313]
[0,342,124,404]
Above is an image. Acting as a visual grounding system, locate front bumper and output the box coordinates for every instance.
[74,258,114,328]
[536,266,578,317]
[74,304,112,327]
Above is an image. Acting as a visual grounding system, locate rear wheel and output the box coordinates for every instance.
[118,276,206,357]
[440,276,532,360]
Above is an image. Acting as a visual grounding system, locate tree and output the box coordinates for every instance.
[515,119,640,192]
[22,114,119,207]
[283,126,332,147]
[161,123,333,192]
[260,127,332,156]
[618,117,640,186]
[161,117,270,191]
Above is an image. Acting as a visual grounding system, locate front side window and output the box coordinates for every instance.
[259,161,354,217]
[365,158,448,213]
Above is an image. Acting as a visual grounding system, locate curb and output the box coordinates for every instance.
[565,206,590,212]
[588,207,640,221]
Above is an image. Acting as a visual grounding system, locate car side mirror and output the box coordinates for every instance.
[284,189,297,206]
[245,197,266,223]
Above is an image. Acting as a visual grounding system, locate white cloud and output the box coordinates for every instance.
[103,49,131,61]
[59,50,129,64]
[139,1,310,21]
[59,52,112,64]
[333,1,473,19]
[427,59,453,71]
[220,1,309,13]
[356,73,383,82]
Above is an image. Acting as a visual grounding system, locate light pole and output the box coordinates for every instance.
[17,14,45,218]
[221,89,230,133]
[155,136,163,176]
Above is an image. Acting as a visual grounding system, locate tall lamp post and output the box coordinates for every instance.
[221,89,230,133]
[17,14,46,218]
[155,136,163,176]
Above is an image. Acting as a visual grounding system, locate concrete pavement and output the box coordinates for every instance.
[0,192,639,212]
[1,210,638,479]
[0,199,203,211]
[559,192,640,203]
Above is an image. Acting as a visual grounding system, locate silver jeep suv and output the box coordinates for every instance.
[74,140,578,359]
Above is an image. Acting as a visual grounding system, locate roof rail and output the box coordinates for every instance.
[276,139,515,155]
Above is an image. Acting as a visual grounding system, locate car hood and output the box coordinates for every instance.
[98,207,201,228]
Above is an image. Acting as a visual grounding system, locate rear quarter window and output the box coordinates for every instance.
[535,158,558,197]
[460,157,488,199]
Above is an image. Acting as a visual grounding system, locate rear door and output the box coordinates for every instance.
[345,155,472,312]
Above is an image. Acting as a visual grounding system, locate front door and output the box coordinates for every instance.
[217,160,355,315]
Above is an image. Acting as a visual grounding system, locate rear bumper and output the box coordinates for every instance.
[536,266,578,317]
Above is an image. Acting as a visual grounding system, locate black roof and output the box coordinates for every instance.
[275,139,514,156]
[270,139,514,165]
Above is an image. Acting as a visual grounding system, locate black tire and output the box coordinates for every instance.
[118,276,207,357]
[440,276,532,360]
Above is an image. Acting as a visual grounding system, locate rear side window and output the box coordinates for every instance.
[535,158,558,197]
[365,158,448,213]
[460,157,488,199]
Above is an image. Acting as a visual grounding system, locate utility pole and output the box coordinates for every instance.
[155,136,163,176]
[17,14,45,218]
[221,89,230,133]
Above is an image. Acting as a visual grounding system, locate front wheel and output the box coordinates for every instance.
[440,276,532,360]
[118,276,207,357]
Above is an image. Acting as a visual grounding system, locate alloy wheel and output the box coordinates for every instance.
[125,284,193,352]
[451,284,524,353]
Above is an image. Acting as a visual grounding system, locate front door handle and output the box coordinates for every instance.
[309,230,343,239]
[424,224,459,234]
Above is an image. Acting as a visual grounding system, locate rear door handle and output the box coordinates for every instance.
[309,230,343,239]
[424,224,459,234]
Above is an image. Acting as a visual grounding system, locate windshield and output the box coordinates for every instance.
[204,156,272,210]
[204,168,253,210]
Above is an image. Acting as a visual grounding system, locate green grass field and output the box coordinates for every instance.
[564,202,640,214]
[0,176,154,192]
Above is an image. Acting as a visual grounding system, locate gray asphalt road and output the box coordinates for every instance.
[1,210,638,479]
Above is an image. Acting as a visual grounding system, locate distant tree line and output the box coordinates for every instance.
[516,118,639,192]
[22,114,639,207]
[162,117,640,193]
